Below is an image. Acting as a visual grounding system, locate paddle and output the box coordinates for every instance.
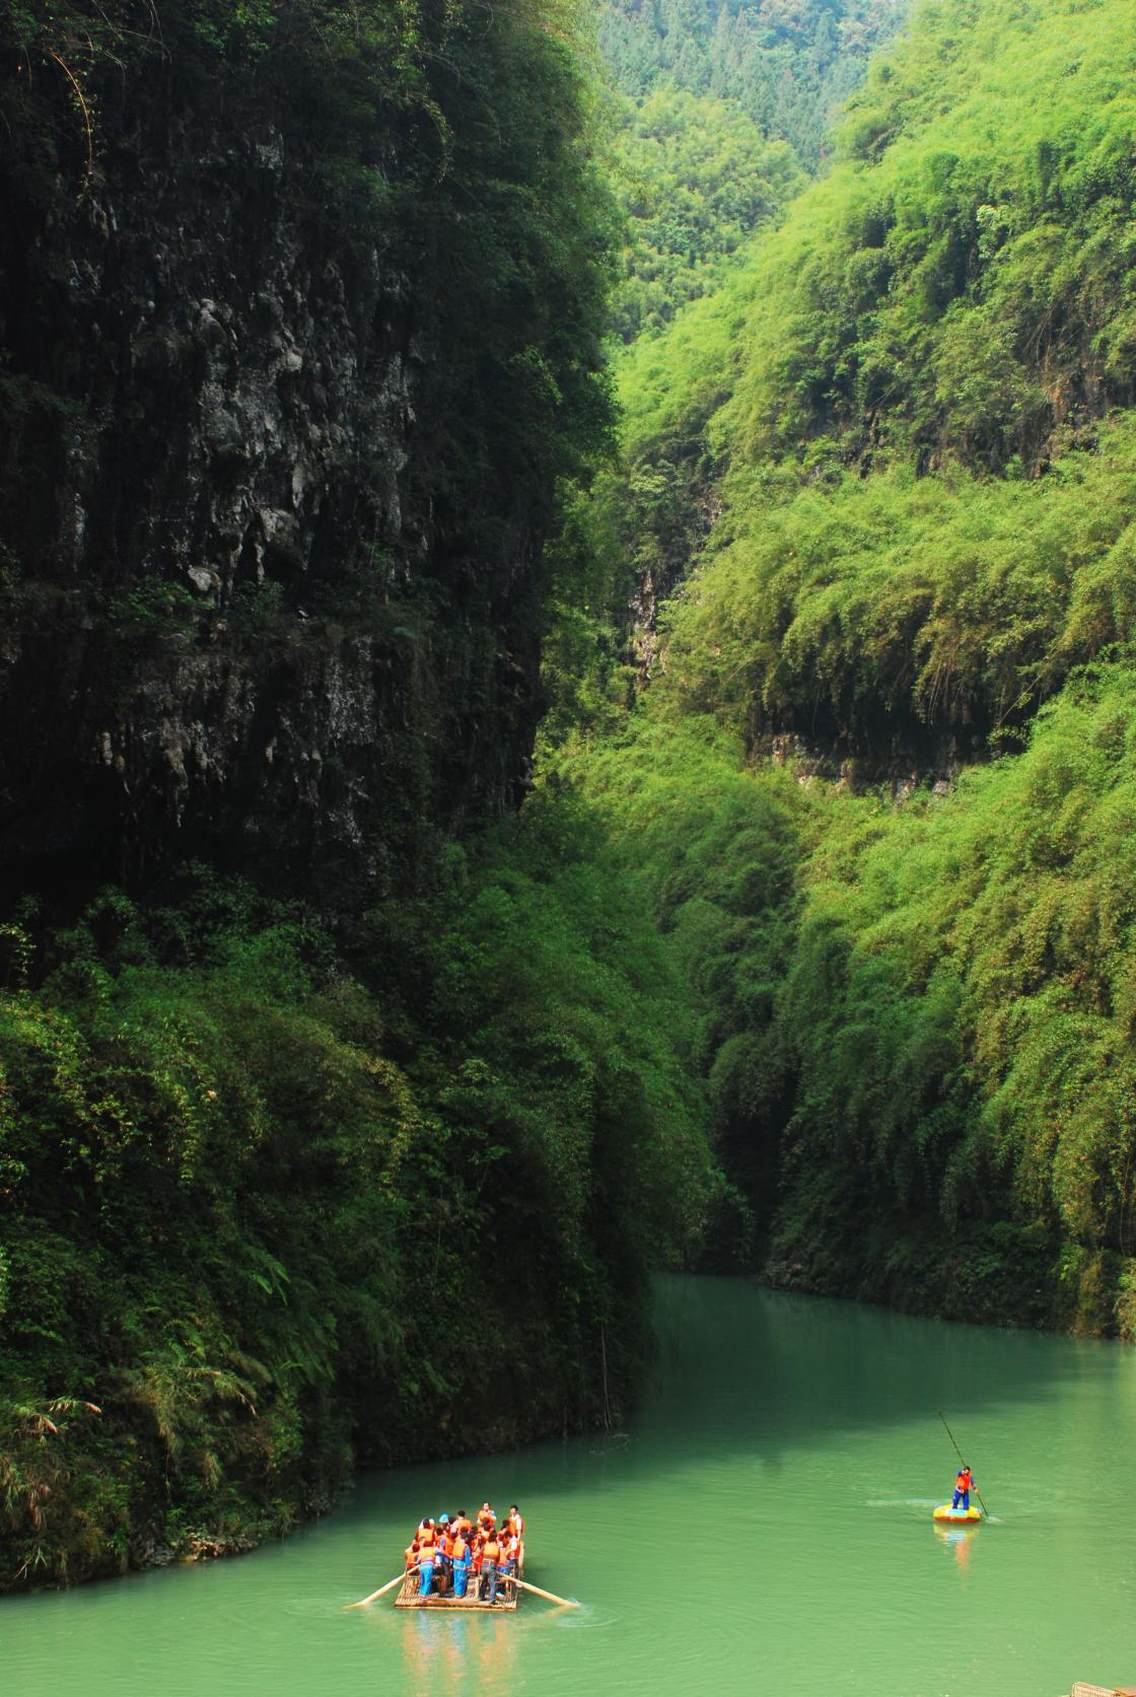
[499,1574,579,1608]
[344,1568,417,1609]
[938,1410,991,1519]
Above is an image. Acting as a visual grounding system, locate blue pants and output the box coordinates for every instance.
[483,1563,498,1604]
[453,1560,471,1598]
[952,1489,970,1510]
[418,1558,435,1597]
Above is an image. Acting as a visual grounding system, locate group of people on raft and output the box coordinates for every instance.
[404,1503,525,1604]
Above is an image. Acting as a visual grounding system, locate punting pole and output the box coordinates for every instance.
[345,1568,417,1608]
[938,1410,991,1519]
[501,1575,580,1608]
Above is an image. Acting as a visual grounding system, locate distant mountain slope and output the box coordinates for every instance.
[599,0,907,165]
[606,87,804,343]
[598,0,909,348]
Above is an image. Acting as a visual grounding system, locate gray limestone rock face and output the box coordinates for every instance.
[0,56,543,908]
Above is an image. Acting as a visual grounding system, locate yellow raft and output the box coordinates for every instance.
[933,1505,982,1524]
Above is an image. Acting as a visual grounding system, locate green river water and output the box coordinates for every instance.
[5,1276,1135,1697]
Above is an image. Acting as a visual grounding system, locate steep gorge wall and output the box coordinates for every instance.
[0,3,664,1593]
[0,3,603,906]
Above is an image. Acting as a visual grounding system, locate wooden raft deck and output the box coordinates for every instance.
[393,1569,522,1611]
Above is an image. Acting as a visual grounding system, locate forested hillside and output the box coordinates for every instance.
[600,0,905,165]
[560,0,1136,1334]
[600,0,905,344]
[606,88,803,342]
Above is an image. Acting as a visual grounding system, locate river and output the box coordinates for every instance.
[5,1276,1135,1697]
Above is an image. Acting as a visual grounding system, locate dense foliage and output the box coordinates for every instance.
[599,0,905,167]
[605,0,1136,746]
[0,813,715,1587]
[768,664,1136,1328]
[553,0,1136,1336]
[564,672,1136,1332]
[718,0,1136,472]
[596,0,907,359]
[663,416,1136,754]
[606,87,802,342]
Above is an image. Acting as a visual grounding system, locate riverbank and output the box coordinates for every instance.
[763,1206,1136,1340]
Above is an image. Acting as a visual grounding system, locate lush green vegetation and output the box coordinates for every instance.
[551,0,1136,1337]
[596,0,908,368]
[767,663,1136,1329]
[606,87,803,342]
[606,0,1136,744]
[718,0,1136,472]
[599,0,905,167]
[662,417,1136,753]
[572,672,1136,1330]
[0,813,715,1587]
[582,0,912,634]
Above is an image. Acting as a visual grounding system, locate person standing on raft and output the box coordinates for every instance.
[451,1526,471,1599]
[952,1465,976,1511]
[417,1520,437,1597]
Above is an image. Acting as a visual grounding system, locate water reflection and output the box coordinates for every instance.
[934,1522,980,1575]
[399,1610,517,1697]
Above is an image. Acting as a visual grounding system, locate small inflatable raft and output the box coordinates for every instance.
[933,1505,981,1524]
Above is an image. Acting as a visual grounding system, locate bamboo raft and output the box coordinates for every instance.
[394,1549,526,1612]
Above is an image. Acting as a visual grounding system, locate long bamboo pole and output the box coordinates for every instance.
[345,1568,416,1609]
[938,1410,991,1518]
[500,1573,579,1608]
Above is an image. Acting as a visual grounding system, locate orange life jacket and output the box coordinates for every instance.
[956,1469,972,1490]
[452,1535,468,1562]
[404,1543,418,1569]
[482,1537,501,1564]
[419,1527,436,1548]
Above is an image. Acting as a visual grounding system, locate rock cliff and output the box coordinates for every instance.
[0,3,603,907]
